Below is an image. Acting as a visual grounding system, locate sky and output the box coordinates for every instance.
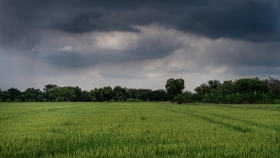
[1,0,280,92]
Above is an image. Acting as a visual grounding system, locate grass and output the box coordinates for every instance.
[0,102,280,157]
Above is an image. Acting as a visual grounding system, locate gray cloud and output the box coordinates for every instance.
[1,0,280,91]
[42,38,180,68]
[1,0,279,49]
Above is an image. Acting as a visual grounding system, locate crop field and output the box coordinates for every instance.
[0,102,280,157]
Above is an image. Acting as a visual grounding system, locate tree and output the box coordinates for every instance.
[215,80,235,95]
[127,88,151,101]
[1,91,11,102]
[234,78,269,103]
[43,84,58,102]
[80,90,91,102]
[127,88,138,99]
[165,78,185,101]
[0,89,2,102]
[195,80,221,96]
[234,78,269,94]
[66,86,82,101]
[89,88,103,102]
[194,83,211,96]
[207,80,221,89]
[209,80,234,104]
[56,87,75,102]
[24,88,43,102]
[138,90,152,101]
[151,89,167,101]
[113,86,129,101]
[183,91,195,103]
[102,86,113,101]
[7,88,21,101]
[264,77,280,99]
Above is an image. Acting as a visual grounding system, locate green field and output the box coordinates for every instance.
[0,102,280,157]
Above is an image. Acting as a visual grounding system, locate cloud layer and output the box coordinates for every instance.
[1,0,280,91]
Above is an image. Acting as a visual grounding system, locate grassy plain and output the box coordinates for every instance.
[0,102,279,157]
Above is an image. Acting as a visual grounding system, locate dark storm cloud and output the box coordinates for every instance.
[177,0,280,42]
[1,0,279,48]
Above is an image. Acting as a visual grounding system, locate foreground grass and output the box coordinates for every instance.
[0,102,279,157]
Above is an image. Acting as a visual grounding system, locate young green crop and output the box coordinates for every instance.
[0,102,279,157]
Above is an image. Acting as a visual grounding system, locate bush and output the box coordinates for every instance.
[174,94,186,104]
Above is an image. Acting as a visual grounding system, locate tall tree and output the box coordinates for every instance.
[165,78,185,101]
[43,84,59,101]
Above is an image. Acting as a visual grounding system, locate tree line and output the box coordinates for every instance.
[0,77,280,104]
[0,84,167,102]
[173,77,280,104]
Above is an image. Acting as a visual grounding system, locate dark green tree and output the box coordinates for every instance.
[234,78,269,103]
[264,77,280,99]
[194,83,211,96]
[165,78,185,101]
[0,89,2,102]
[151,89,167,101]
[138,90,152,101]
[43,84,59,101]
[66,86,82,101]
[1,91,11,102]
[102,86,113,101]
[7,88,21,101]
[113,86,129,101]
[234,78,269,94]
[56,87,76,102]
[209,80,234,103]
[80,91,91,102]
[207,80,221,89]
[24,88,43,102]
[89,88,103,102]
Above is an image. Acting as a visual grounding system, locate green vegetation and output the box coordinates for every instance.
[176,77,280,104]
[1,102,279,157]
[1,77,280,104]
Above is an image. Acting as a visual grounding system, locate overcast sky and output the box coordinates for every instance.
[1,0,280,91]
